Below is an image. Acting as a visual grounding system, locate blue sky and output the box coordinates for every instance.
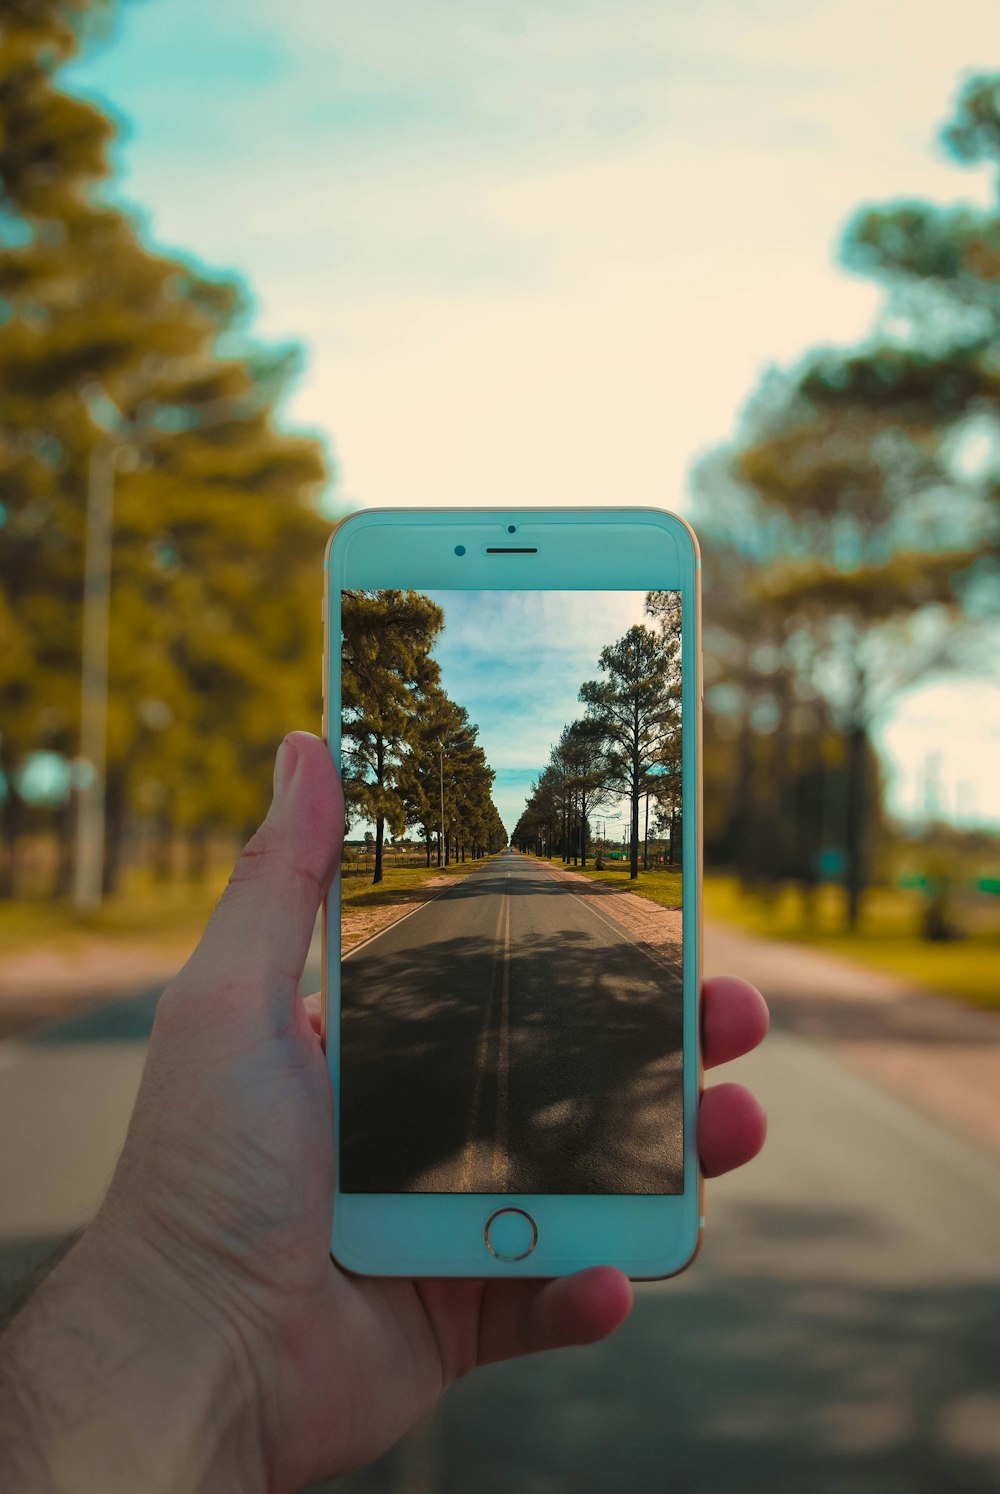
[424,590,650,832]
[64,0,1000,825]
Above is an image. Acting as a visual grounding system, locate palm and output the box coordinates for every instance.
[106,735,767,1491]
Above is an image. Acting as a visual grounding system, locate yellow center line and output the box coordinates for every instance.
[493,880,511,1191]
[458,881,507,1191]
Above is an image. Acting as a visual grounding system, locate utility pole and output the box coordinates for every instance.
[643,790,650,871]
[73,442,116,914]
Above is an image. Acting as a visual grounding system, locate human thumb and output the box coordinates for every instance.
[174,732,344,1018]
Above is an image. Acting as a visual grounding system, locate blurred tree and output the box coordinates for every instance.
[0,0,330,896]
[694,73,1000,929]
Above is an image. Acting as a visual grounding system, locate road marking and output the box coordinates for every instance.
[459,883,507,1191]
[341,859,492,961]
[493,882,512,1191]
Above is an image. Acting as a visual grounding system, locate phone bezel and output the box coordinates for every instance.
[323,507,703,1279]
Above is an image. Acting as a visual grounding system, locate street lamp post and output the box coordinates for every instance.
[438,740,445,868]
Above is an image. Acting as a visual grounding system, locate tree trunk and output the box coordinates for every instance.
[629,739,641,878]
[0,787,24,899]
[187,823,210,882]
[844,721,868,931]
[152,814,173,882]
[373,813,385,884]
[54,795,75,899]
[102,764,127,897]
[425,830,432,868]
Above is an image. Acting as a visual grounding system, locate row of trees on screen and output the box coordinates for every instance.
[512,596,681,881]
[694,72,1000,932]
[0,0,331,897]
[340,590,507,884]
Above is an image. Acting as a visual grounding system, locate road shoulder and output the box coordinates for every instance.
[706,919,1000,1156]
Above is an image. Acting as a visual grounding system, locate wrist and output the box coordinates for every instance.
[0,1220,269,1494]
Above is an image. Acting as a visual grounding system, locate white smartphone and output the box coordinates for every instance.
[322,508,702,1278]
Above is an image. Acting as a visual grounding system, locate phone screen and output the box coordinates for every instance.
[339,588,684,1196]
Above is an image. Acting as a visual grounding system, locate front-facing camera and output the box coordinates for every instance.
[454,545,466,556]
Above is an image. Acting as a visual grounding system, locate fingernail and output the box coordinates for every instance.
[273,736,299,800]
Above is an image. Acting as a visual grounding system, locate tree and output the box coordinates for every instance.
[690,73,1000,929]
[340,590,443,884]
[0,0,331,896]
[554,719,610,867]
[579,625,681,880]
[644,592,684,865]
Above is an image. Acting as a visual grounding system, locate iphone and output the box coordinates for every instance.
[322,508,702,1277]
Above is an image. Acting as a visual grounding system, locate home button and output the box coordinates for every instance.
[484,1207,538,1262]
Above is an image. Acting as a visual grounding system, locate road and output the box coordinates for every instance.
[340,849,684,1196]
[1,911,999,1491]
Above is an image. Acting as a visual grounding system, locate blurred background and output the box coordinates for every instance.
[1,2,999,1490]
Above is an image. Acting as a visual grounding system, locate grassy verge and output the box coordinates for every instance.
[544,856,682,911]
[0,867,232,958]
[340,854,494,917]
[0,853,498,962]
[704,874,1000,1012]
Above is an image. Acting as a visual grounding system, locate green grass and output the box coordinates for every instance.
[340,854,495,914]
[544,856,683,911]
[0,853,498,959]
[704,874,1000,1012]
[0,866,232,957]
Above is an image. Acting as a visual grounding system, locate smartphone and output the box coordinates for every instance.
[322,508,702,1278]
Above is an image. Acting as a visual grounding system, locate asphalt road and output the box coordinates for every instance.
[340,849,684,1195]
[1,914,999,1491]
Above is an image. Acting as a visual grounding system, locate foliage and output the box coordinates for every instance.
[512,598,682,879]
[0,0,331,896]
[340,590,506,882]
[693,71,1000,930]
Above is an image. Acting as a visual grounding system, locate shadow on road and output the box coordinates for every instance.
[24,987,164,1048]
[341,924,683,1195]
[318,1232,1000,1494]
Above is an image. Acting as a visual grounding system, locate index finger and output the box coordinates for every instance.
[702,975,769,1069]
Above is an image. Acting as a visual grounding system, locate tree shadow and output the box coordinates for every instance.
[340,916,684,1195]
[317,1223,1000,1494]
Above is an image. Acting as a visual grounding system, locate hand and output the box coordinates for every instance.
[0,732,768,1494]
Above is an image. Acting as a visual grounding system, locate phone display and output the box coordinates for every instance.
[339,589,684,1198]
[324,509,701,1279]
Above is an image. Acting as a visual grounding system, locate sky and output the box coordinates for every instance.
[64,0,1000,826]
[424,589,650,832]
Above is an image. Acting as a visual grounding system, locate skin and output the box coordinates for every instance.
[0,732,769,1493]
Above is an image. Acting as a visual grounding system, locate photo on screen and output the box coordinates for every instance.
[339,589,684,1195]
